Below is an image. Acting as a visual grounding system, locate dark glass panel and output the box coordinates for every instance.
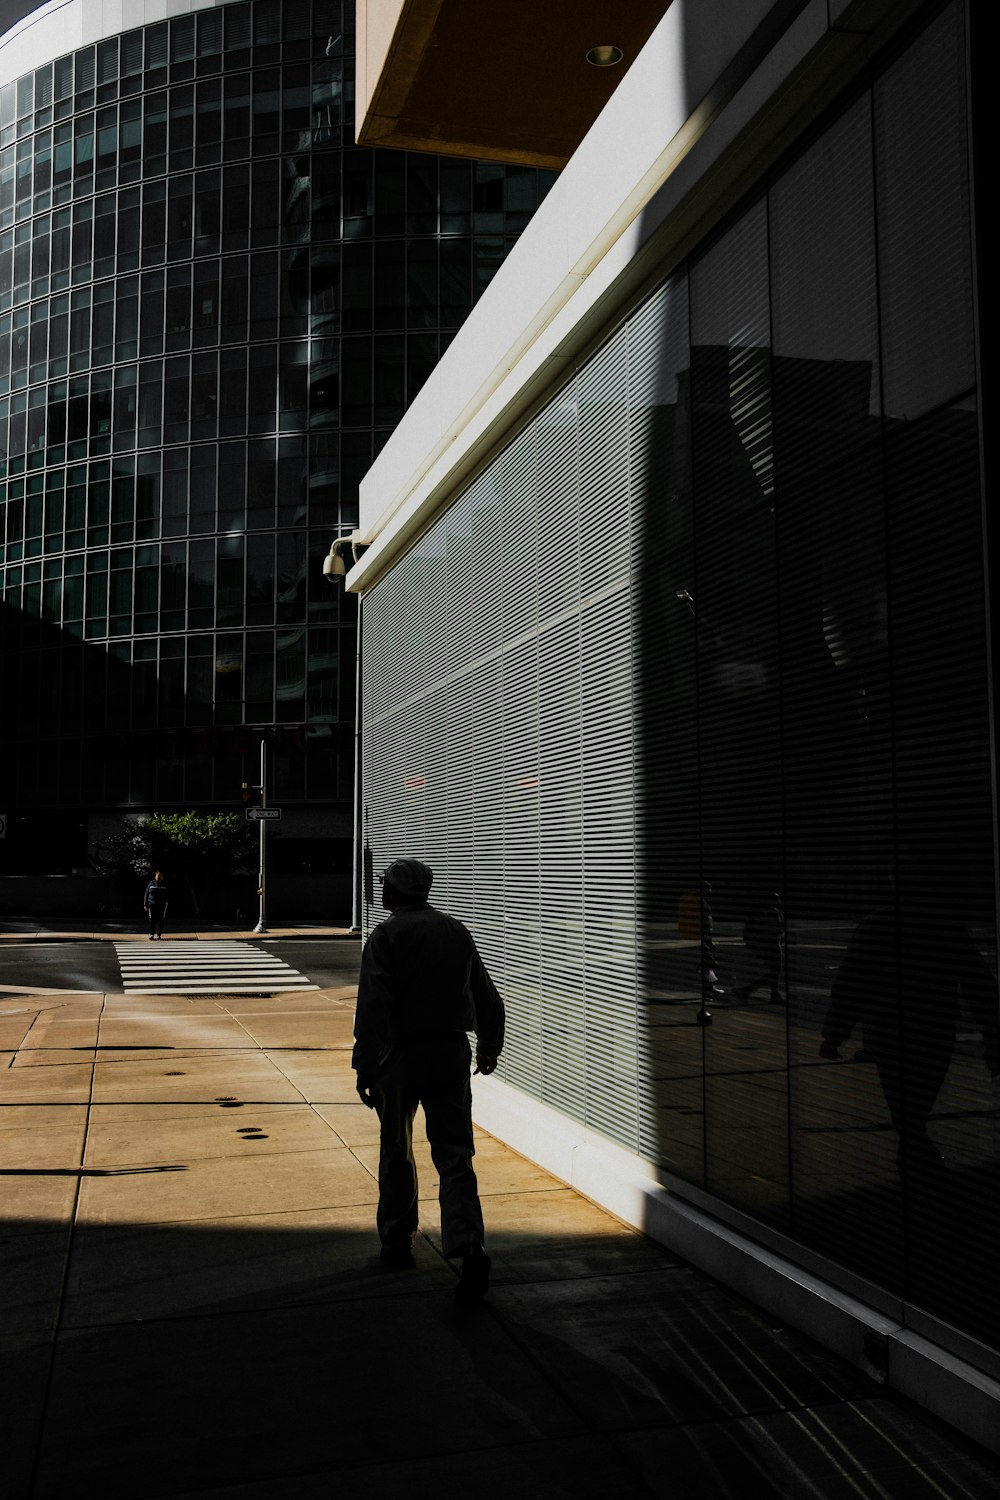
[162,354,190,442]
[217,439,246,531]
[342,240,371,331]
[223,72,251,155]
[250,250,278,337]
[217,534,245,627]
[70,201,93,281]
[113,365,137,452]
[95,106,117,188]
[373,334,403,424]
[220,254,248,343]
[219,345,247,435]
[244,627,273,718]
[875,4,974,421]
[116,186,140,268]
[275,623,306,718]
[340,337,370,427]
[134,543,159,630]
[117,97,139,178]
[406,240,436,328]
[143,90,168,171]
[141,180,166,267]
[406,155,437,235]
[247,344,276,435]
[167,175,193,259]
[68,289,91,373]
[168,83,195,163]
[440,160,470,234]
[84,551,108,639]
[93,192,116,276]
[250,158,280,246]
[342,151,371,239]
[690,198,788,1227]
[222,163,250,249]
[252,68,281,144]
[374,150,404,234]
[883,398,997,1341]
[191,351,218,440]
[188,537,214,628]
[162,451,188,540]
[195,170,221,253]
[114,274,139,361]
[188,442,216,535]
[137,360,162,448]
[768,95,901,1284]
[247,437,275,530]
[165,263,192,349]
[135,452,160,540]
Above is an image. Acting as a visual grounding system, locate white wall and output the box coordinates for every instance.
[0,0,233,80]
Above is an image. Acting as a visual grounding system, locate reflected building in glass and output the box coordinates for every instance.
[0,0,553,899]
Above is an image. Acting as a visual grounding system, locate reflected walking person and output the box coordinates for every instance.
[143,870,169,939]
[353,858,505,1302]
[820,903,999,1174]
[734,892,784,1003]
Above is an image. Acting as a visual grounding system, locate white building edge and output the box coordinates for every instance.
[347,0,1000,1456]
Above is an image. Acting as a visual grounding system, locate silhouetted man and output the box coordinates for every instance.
[353,858,505,1301]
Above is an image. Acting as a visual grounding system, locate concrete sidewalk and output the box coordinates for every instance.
[0,920,356,942]
[3,980,1000,1499]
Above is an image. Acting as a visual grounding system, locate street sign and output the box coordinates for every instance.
[246,807,281,821]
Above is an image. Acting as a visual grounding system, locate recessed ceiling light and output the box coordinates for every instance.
[586,45,623,67]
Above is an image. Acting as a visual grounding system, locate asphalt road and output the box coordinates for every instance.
[0,938,362,995]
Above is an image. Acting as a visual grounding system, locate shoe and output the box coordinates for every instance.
[379,1244,415,1270]
[455,1244,491,1303]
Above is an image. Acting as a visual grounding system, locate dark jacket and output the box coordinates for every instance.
[353,901,505,1075]
[144,879,168,909]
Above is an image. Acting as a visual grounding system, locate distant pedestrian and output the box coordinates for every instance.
[144,870,169,939]
[353,857,505,1302]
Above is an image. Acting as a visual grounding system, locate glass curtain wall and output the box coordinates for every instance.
[0,0,554,870]
[363,0,998,1353]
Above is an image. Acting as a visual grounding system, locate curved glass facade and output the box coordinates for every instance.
[0,0,554,877]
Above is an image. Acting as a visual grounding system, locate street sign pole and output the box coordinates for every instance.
[254,739,267,934]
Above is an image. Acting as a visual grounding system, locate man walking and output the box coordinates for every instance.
[143,870,169,939]
[353,858,505,1302]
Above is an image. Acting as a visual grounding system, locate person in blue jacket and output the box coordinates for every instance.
[353,857,505,1301]
[143,870,169,939]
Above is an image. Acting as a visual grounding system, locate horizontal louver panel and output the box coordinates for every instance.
[361,0,996,1362]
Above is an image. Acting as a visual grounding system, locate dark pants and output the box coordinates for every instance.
[147,906,166,937]
[373,1033,485,1260]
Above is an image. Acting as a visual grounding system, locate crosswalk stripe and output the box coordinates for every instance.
[113,940,319,993]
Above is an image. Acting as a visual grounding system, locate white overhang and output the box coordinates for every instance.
[347,0,919,594]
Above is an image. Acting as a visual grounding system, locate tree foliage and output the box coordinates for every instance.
[93,813,256,914]
[91,819,153,879]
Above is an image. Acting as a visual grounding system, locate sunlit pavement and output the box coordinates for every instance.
[3,957,1000,1497]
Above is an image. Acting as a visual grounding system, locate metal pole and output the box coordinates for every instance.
[350,594,363,933]
[254,738,267,933]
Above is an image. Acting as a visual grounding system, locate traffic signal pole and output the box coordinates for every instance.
[253,739,267,934]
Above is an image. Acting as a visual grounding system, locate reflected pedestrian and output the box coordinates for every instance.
[734,892,784,1003]
[820,904,999,1173]
[353,858,505,1302]
[143,870,169,939]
